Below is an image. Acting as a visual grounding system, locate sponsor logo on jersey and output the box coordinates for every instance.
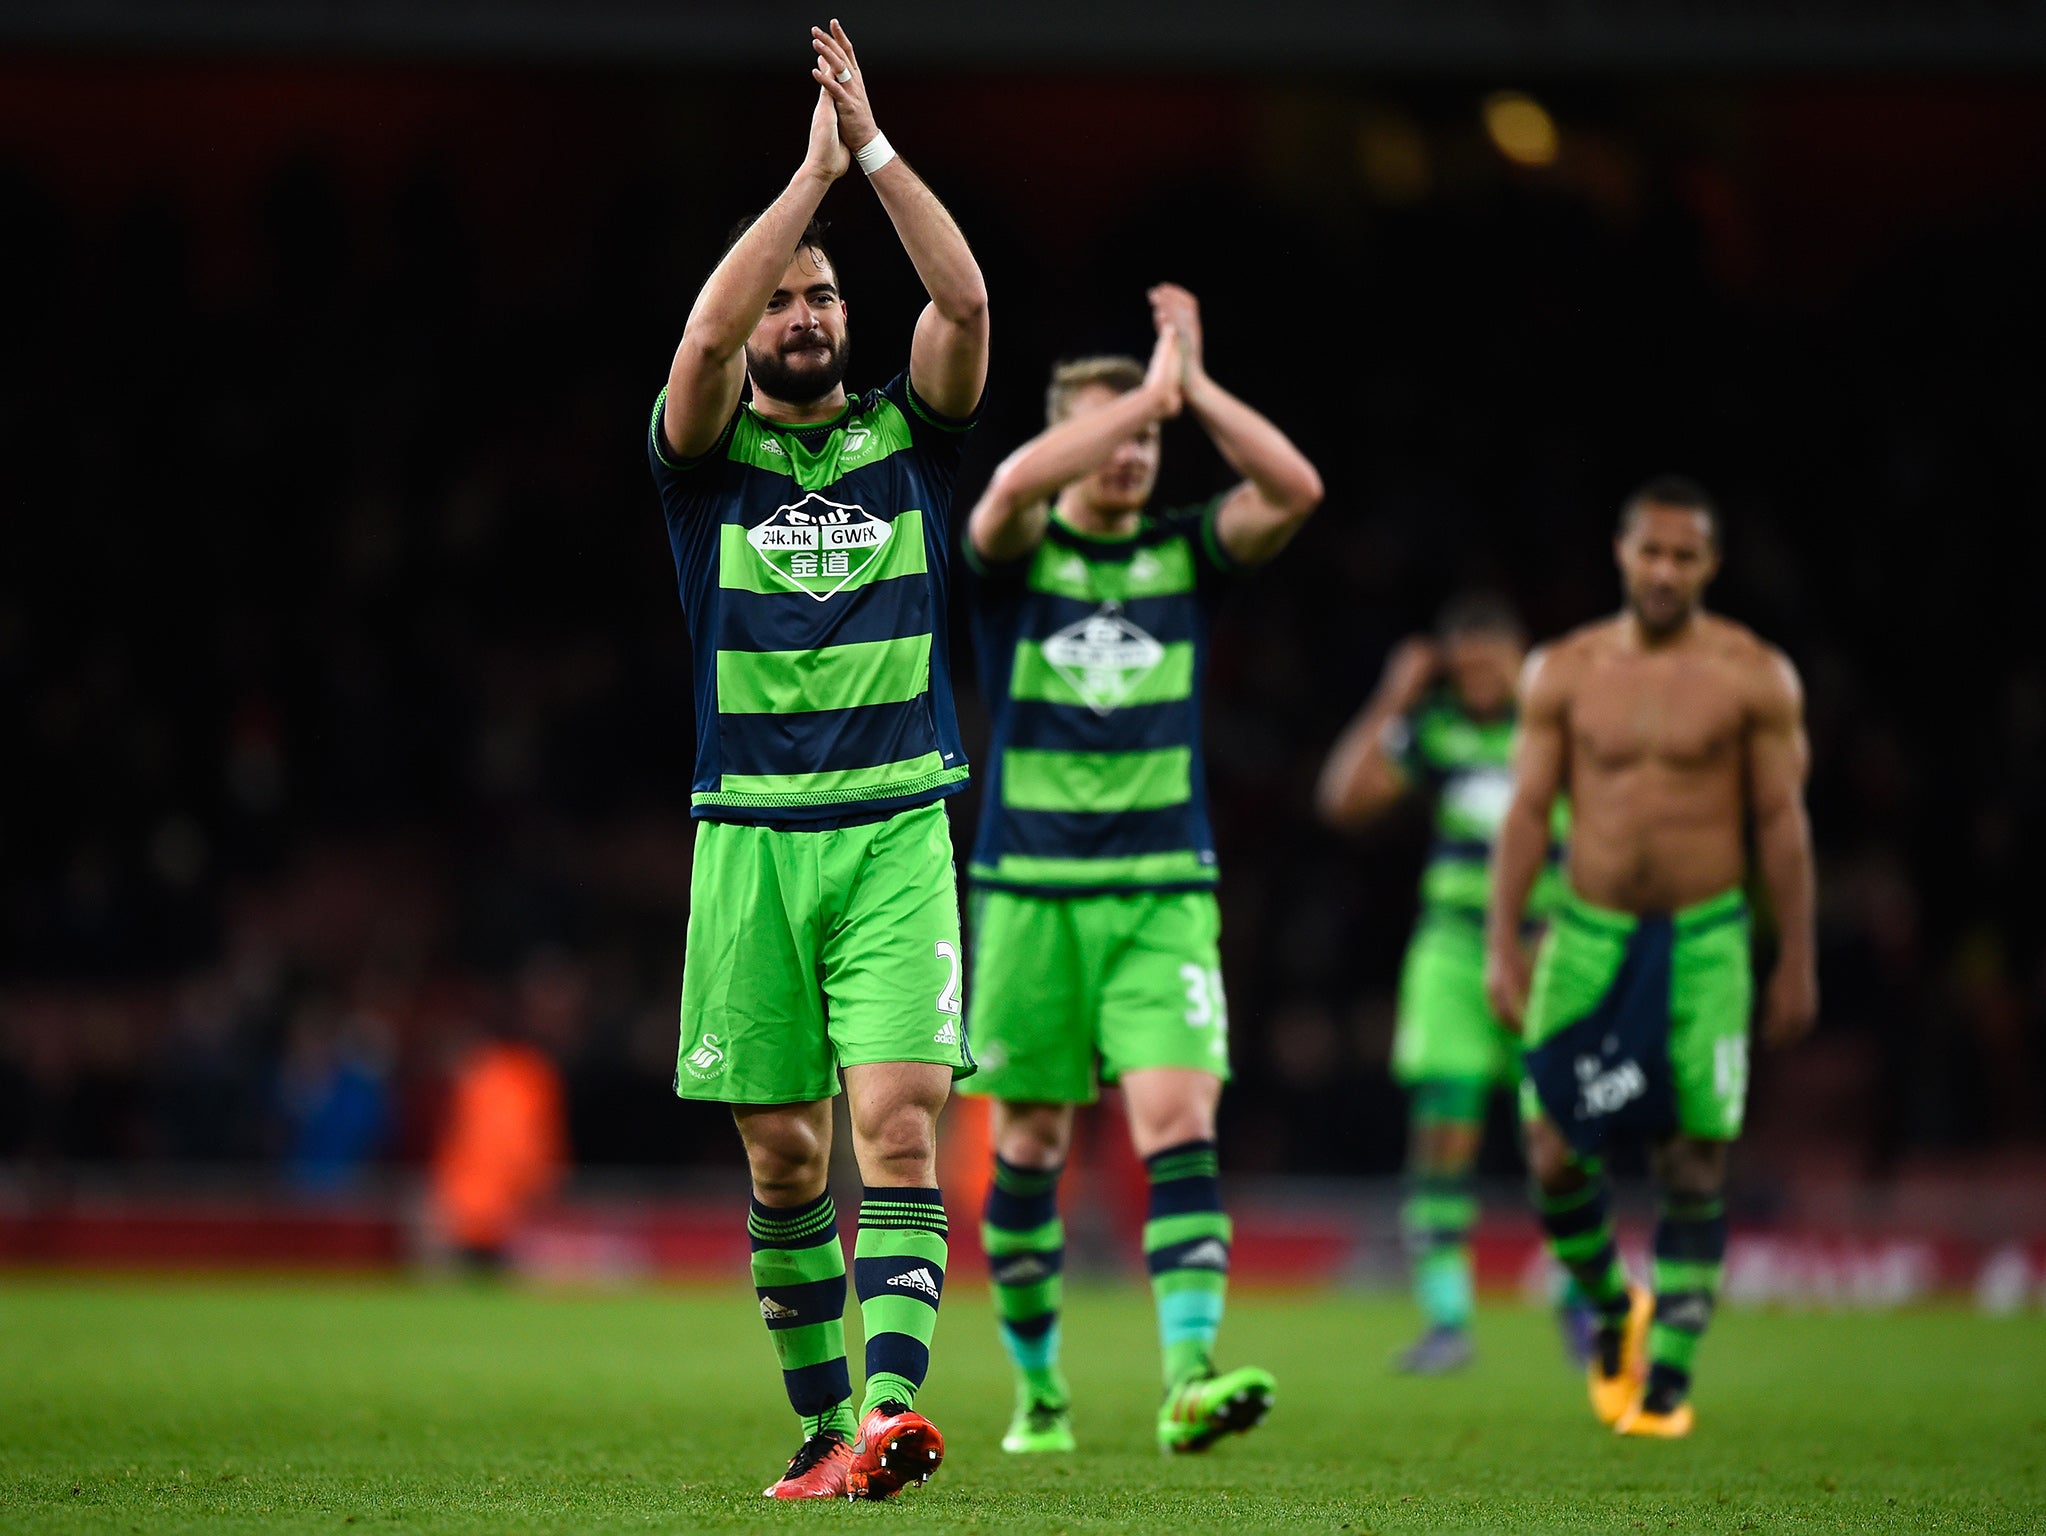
[932,1020,960,1046]
[1041,601,1164,716]
[1177,1238,1231,1270]
[1442,765,1516,836]
[887,1266,942,1301]
[683,1032,726,1080]
[759,1295,798,1321]
[747,491,893,601]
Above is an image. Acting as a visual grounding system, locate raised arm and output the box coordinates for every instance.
[1315,637,1440,829]
[1748,648,1817,1047]
[812,23,989,419]
[1484,645,1570,1029]
[1149,284,1323,568]
[967,327,1183,565]
[661,91,846,462]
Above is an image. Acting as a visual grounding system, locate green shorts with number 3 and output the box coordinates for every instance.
[959,888,1230,1104]
[675,801,974,1105]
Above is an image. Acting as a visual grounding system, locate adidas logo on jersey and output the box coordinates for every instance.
[1178,1239,1230,1270]
[759,1295,798,1322]
[991,1254,1050,1284]
[933,1020,960,1046]
[888,1266,942,1300]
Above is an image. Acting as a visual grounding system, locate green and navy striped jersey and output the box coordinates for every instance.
[646,373,976,825]
[1388,692,1565,916]
[966,501,1234,894]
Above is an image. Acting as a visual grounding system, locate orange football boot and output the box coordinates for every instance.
[761,1430,855,1499]
[845,1400,945,1500]
[1616,1399,1696,1438]
[1588,1285,1653,1427]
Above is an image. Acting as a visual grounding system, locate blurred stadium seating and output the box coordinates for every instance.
[3,10,2045,1291]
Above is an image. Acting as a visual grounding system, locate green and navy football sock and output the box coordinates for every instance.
[854,1185,949,1417]
[1403,1164,1480,1332]
[1143,1139,1231,1389]
[1646,1193,1726,1409]
[1534,1164,1632,1321]
[982,1156,1067,1405]
[748,1190,856,1438]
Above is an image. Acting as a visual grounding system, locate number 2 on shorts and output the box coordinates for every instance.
[934,939,963,1016]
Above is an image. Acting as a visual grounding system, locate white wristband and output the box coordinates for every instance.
[855,132,896,176]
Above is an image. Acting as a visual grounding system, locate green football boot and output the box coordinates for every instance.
[1155,1366,1275,1454]
[1001,1389,1076,1454]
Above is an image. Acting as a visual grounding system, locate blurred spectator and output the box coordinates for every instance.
[429,1021,568,1268]
[276,999,393,1193]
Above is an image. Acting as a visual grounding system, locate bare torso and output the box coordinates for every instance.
[1554,614,1777,913]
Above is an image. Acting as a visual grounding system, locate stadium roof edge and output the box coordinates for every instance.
[6,0,2046,74]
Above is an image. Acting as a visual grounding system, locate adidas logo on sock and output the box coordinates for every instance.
[992,1255,1049,1283]
[933,1020,960,1046]
[759,1295,798,1321]
[887,1266,942,1300]
[1178,1239,1230,1270]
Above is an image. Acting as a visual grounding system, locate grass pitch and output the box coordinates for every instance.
[1,1278,2041,1533]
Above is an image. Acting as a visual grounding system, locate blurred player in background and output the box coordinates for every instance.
[1318,595,1587,1374]
[645,22,988,1500]
[429,1016,567,1271]
[1486,477,1817,1438]
[958,287,1322,1456]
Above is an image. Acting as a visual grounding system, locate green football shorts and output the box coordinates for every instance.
[1518,888,1753,1146]
[959,888,1229,1104]
[1392,908,1521,1095]
[674,800,974,1105]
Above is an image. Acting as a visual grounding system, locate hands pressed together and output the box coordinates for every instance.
[1140,283,1208,420]
[805,20,881,180]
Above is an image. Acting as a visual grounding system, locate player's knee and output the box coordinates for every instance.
[743,1131,829,1202]
[1412,1120,1480,1177]
[858,1102,940,1184]
[993,1103,1070,1168]
[1652,1138,1727,1199]
[1130,1102,1217,1157]
[1524,1119,1582,1193]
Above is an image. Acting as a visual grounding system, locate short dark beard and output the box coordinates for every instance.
[747,335,850,410]
[1627,593,1696,642]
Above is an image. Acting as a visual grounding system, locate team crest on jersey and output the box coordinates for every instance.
[1442,765,1515,834]
[1041,601,1164,716]
[747,492,892,601]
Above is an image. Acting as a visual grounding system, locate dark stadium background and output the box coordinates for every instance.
[4,8,2045,1266]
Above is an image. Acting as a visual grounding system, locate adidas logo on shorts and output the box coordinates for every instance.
[1178,1238,1230,1270]
[887,1266,941,1301]
[759,1295,798,1321]
[933,1020,960,1046]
